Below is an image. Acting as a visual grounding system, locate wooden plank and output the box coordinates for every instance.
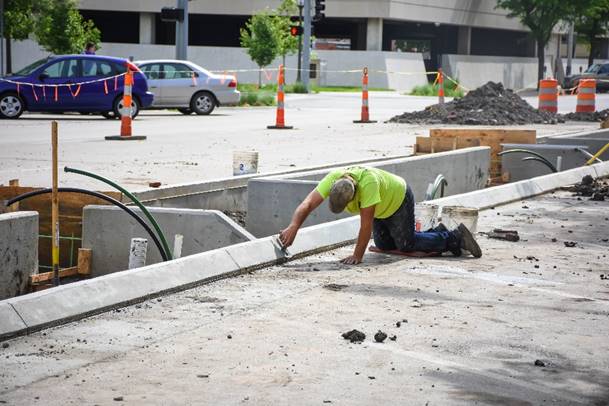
[30,267,79,284]
[415,136,480,154]
[78,248,92,276]
[0,185,121,270]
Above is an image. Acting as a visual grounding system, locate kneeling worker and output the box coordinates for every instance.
[278,166,481,264]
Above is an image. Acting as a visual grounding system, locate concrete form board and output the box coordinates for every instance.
[0,212,38,300]
[82,206,254,277]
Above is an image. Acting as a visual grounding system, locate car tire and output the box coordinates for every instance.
[178,108,193,115]
[0,92,25,119]
[112,96,140,119]
[190,91,216,115]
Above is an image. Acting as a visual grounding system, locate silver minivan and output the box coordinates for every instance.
[135,59,240,115]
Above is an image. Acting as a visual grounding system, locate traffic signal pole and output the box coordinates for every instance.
[302,0,312,92]
[297,2,304,82]
[176,0,189,60]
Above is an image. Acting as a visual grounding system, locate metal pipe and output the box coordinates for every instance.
[521,157,558,173]
[498,149,557,172]
[6,187,169,262]
[575,147,603,163]
[64,167,173,260]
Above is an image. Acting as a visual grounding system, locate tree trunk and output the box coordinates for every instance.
[588,38,596,68]
[6,35,12,74]
[537,39,545,86]
[258,67,262,88]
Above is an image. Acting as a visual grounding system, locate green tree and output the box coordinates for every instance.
[271,0,299,68]
[35,0,100,55]
[240,11,278,87]
[3,0,44,73]
[574,0,609,67]
[496,0,585,83]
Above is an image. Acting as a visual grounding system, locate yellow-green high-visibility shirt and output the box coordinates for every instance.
[316,166,406,219]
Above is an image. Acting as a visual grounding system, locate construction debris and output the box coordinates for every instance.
[562,109,609,122]
[564,175,609,201]
[389,82,563,125]
[342,329,366,343]
[482,229,520,242]
[373,330,388,343]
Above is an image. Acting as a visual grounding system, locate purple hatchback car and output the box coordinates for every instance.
[0,55,153,119]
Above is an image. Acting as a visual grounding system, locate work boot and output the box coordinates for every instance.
[433,223,448,233]
[457,223,482,258]
[446,229,462,257]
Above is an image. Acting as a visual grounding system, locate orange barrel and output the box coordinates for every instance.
[576,79,596,113]
[538,79,558,113]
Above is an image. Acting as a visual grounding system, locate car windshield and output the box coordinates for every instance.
[12,57,52,76]
[585,64,601,74]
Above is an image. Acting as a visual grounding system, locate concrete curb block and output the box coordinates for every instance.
[0,218,359,340]
[430,161,609,210]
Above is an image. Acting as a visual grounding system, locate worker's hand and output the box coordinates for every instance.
[340,255,362,265]
[279,225,298,248]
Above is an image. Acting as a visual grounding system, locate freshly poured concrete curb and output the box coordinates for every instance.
[0,217,358,340]
[430,161,609,210]
[2,162,608,340]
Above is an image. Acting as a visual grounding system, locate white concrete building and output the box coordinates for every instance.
[4,1,608,90]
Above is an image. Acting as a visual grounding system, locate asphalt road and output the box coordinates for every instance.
[0,92,607,191]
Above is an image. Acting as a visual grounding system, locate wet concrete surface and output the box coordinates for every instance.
[1,191,608,405]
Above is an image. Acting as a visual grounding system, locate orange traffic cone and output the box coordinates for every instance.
[106,68,146,141]
[354,67,377,124]
[267,64,293,129]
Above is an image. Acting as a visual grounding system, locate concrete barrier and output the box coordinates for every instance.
[82,206,255,277]
[0,212,38,300]
[247,147,491,237]
[544,130,609,162]
[131,154,411,211]
[501,143,591,182]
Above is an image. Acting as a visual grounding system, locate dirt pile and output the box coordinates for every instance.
[389,82,563,125]
[562,109,609,122]
[565,175,609,201]
[342,330,366,343]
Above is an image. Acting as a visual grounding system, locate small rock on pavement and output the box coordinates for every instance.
[534,360,545,367]
[196,374,210,378]
[564,241,577,248]
[113,396,124,401]
[342,329,366,343]
[1,343,8,349]
[374,330,388,343]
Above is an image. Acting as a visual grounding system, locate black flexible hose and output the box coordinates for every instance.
[5,187,169,262]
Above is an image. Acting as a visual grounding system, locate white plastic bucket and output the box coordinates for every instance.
[233,151,259,176]
[414,203,439,232]
[440,206,479,234]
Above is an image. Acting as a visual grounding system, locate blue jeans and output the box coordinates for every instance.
[372,185,454,253]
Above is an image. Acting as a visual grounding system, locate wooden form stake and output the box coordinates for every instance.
[51,121,60,286]
[7,179,19,212]
[77,248,92,277]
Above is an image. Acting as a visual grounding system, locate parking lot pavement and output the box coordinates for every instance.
[0,92,606,190]
[1,191,608,405]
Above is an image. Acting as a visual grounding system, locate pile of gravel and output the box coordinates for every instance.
[389,81,563,125]
[562,109,609,122]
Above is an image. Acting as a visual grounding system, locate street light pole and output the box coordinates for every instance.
[297,0,304,82]
[176,0,189,60]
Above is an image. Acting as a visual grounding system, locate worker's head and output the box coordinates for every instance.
[329,177,355,213]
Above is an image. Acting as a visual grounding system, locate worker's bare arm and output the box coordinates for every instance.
[279,189,325,247]
[341,205,375,265]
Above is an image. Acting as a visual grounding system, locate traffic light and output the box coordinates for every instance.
[160,7,184,22]
[314,0,326,22]
[290,25,303,36]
